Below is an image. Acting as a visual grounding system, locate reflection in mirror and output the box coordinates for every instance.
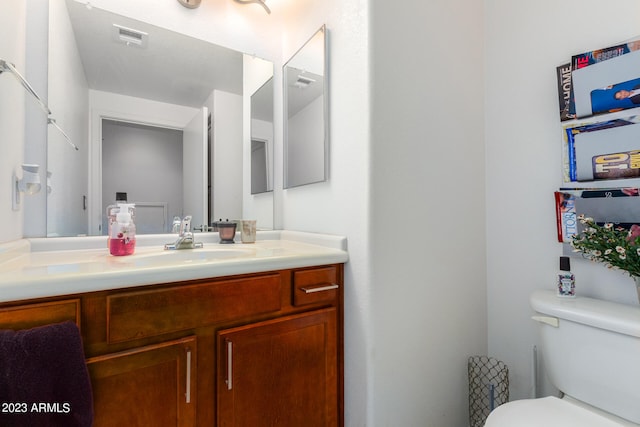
[101,120,184,235]
[243,55,274,228]
[41,0,273,237]
[251,78,274,194]
[283,25,328,189]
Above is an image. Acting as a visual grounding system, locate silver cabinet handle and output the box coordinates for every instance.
[185,349,192,403]
[225,340,233,390]
[300,283,339,294]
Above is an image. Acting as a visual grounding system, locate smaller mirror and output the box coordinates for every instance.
[283,25,328,188]
[251,77,274,194]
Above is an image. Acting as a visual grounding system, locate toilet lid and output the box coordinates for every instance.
[484,396,636,427]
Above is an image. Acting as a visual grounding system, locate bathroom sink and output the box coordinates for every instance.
[3,245,261,278]
[128,246,257,265]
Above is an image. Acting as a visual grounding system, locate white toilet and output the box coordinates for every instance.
[485,289,640,427]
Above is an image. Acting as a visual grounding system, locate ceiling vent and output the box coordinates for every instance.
[294,74,316,89]
[112,24,148,48]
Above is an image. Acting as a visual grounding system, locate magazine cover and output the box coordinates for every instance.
[560,37,640,120]
[589,77,640,115]
[562,115,640,182]
[572,50,640,118]
[571,39,640,69]
[554,191,577,242]
[556,63,574,121]
[573,122,640,181]
[555,187,640,242]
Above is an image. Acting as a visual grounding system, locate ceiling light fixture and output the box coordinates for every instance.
[177,0,202,8]
[233,0,271,14]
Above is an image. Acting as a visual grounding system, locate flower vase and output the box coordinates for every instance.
[635,277,640,304]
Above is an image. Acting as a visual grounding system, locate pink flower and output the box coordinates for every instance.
[627,224,640,244]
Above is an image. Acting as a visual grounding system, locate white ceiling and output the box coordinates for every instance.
[65,0,244,108]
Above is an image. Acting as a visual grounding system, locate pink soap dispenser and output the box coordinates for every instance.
[109,203,136,256]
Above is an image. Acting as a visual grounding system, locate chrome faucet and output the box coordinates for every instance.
[164,215,204,250]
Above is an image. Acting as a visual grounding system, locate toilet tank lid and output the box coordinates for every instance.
[530,290,640,338]
[486,396,636,426]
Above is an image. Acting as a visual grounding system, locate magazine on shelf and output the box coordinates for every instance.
[556,37,640,121]
[554,187,640,242]
[554,191,577,242]
[571,39,640,69]
[562,115,640,182]
[572,38,640,119]
[573,121,640,181]
[556,63,574,121]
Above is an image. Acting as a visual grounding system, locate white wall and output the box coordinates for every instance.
[486,0,640,402]
[278,1,372,425]
[45,0,89,237]
[0,3,26,243]
[23,0,49,237]
[368,0,486,425]
[286,95,325,186]
[211,90,243,222]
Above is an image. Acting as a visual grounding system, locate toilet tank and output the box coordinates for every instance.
[530,290,640,424]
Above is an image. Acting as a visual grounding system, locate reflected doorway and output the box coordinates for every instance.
[101,120,183,234]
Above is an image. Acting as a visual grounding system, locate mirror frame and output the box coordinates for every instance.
[283,25,329,189]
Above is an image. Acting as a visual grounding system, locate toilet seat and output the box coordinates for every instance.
[484,396,637,427]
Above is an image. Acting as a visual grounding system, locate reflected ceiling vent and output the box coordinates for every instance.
[112,24,148,48]
[294,74,316,89]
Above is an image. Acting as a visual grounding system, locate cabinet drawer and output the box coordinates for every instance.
[0,299,80,331]
[107,274,282,343]
[293,266,339,307]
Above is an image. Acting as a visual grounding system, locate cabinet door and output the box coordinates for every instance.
[218,308,338,427]
[87,336,196,427]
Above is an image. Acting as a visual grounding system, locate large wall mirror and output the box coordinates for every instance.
[41,0,274,237]
[283,25,328,189]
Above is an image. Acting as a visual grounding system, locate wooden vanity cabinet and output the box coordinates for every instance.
[0,263,343,427]
[217,308,338,427]
[217,265,343,427]
[86,336,197,427]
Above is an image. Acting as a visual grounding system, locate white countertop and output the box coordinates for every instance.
[0,231,348,303]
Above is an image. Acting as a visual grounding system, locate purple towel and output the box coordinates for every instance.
[0,321,93,427]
